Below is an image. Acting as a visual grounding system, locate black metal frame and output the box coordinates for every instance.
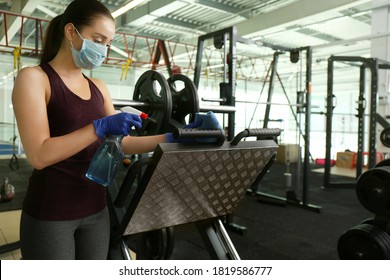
[324,56,390,189]
[251,47,321,213]
[193,26,237,141]
[193,31,320,212]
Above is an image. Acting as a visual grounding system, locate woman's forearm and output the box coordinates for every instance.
[24,124,98,170]
[121,134,166,155]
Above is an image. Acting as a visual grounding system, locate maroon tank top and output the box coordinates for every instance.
[23,63,107,220]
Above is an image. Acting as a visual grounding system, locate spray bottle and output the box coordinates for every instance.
[85,106,150,187]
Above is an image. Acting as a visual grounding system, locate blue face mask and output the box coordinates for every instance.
[70,27,108,69]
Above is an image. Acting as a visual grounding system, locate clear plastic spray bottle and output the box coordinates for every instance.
[85,107,150,187]
[85,135,124,187]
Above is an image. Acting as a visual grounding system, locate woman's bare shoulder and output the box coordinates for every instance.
[12,65,49,100]
[16,65,47,79]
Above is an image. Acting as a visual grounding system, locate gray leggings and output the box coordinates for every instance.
[20,207,110,260]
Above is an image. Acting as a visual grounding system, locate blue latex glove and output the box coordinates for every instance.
[165,111,222,143]
[93,112,142,139]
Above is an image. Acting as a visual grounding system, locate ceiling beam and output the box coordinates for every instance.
[155,17,200,30]
[36,4,58,18]
[195,0,246,17]
[121,0,186,27]
[111,0,149,18]
[236,0,372,38]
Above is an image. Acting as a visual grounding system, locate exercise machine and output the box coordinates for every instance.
[107,128,280,260]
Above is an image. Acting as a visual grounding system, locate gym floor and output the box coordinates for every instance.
[0,158,372,260]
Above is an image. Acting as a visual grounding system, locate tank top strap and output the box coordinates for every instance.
[40,63,104,105]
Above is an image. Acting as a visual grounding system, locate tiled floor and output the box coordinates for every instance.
[0,210,21,260]
[312,165,368,177]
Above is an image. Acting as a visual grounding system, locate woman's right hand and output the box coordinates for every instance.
[93,112,142,139]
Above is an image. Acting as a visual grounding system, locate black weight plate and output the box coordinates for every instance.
[164,226,175,260]
[338,223,390,259]
[380,128,390,148]
[167,74,199,129]
[356,167,390,215]
[134,227,174,260]
[133,70,172,135]
[375,159,390,168]
[361,217,375,225]
[145,228,167,260]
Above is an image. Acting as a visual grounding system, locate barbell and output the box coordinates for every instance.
[113,70,200,136]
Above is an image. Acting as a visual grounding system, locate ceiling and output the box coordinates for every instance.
[0,0,389,83]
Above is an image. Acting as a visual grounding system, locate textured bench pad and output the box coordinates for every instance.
[123,141,278,235]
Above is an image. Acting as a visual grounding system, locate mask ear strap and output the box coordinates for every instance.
[71,23,84,40]
[72,24,83,40]
[69,24,83,50]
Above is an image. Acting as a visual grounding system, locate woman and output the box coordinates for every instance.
[12,0,170,260]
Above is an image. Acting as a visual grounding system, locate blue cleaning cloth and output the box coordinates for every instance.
[194,111,223,143]
[195,111,222,130]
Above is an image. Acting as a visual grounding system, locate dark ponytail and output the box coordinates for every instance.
[40,0,114,64]
[40,14,63,64]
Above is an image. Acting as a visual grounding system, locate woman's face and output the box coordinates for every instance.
[69,15,115,51]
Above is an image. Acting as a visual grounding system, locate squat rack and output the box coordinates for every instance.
[192,27,320,212]
[193,26,237,141]
[324,56,390,189]
[251,47,321,213]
